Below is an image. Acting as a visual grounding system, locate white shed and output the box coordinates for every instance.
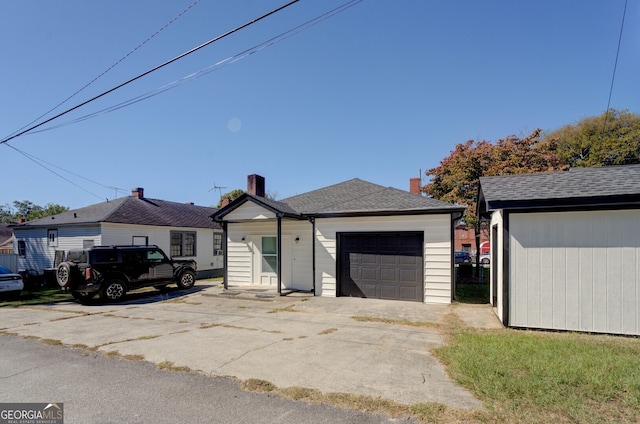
[478,165,640,335]
[213,175,464,304]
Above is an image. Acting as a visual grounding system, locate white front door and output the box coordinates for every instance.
[252,236,291,287]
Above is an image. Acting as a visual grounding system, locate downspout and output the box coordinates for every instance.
[451,211,464,302]
[222,221,228,290]
[277,215,282,295]
[309,216,316,295]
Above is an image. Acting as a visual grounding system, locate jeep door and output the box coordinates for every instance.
[121,251,151,283]
[146,249,174,281]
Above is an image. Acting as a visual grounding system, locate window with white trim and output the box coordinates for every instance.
[170,231,196,257]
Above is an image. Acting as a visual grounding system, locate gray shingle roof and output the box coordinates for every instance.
[13,197,220,229]
[281,178,462,215]
[479,164,640,212]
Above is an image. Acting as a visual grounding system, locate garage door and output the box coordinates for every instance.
[338,232,424,302]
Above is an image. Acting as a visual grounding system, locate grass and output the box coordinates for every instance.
[0,288,72,307]
[351,315,441,329]
[432,318,640,423]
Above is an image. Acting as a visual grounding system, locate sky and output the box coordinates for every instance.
[1,0,639,210]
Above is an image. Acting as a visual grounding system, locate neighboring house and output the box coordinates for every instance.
[477,164,640,336]
[454,221,489,255]
[213,175,464,304]
[0,223,14,254]
[12,188,223,279]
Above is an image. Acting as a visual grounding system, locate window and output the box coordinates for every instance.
[47,229,58,247]
[18,240,26,256]
[83,240,94,249]
[132,236,148,246]
[213,233,223,256]
[261,237,278,273]
[146,250,166,263]
[170,231,197,257]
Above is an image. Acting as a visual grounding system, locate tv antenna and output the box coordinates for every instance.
[107,186,126,198]
[208,183,227,198]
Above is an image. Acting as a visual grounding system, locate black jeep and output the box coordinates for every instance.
[56,245,197,303]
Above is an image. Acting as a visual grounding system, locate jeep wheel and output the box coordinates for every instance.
[176,270,196,289]
[72,291,96,304]
[100,280,126,302]
[56,263,72,288]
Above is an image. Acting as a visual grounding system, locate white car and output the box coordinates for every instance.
[0,265,24,295]
[479,254,491,265]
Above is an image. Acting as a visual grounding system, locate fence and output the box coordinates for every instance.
[0,254,19,272]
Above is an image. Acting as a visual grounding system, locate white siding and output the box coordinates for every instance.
[509,210,640,336]
[101,223,223,274]
[226,220,313,290]
[226,202,277,220]
[315,214,452,304]
[14,223,222,276]
[14,225,101,271]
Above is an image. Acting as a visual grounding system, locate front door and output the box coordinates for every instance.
[252,236,291,287]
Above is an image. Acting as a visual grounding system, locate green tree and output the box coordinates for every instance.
[424,129,566,265]
[216,189,244,208]
[546,109,640,167]
[10,200,68,222]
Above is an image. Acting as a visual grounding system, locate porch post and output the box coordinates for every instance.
[222,222,228,290]
[277,216,282,295]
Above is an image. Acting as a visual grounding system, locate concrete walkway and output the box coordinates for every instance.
[1,282,502,409]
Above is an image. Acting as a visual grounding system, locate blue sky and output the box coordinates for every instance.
[2,0,639,210]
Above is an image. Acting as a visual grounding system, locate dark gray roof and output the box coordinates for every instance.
[214,178,462,221]
[281,178,462,215]
[12,197,220,229]
[478,164,640,213]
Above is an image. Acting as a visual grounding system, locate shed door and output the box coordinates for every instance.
[338,232,424,302]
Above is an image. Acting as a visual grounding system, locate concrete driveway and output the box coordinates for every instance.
[1,282,500,409]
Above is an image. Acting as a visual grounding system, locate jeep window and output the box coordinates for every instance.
[170,231,196,257]
[122,251,143,264]
[91,250,117,263]
[146,250,167,263]
[68,250,88,263]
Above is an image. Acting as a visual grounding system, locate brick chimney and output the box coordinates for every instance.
[221,198,232,207]
[409,178,421,195]
[131,187,144,199]
[247,174,265,197]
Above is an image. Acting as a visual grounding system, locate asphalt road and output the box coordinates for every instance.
[0,335,410,424]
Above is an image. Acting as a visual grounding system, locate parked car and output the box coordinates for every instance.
[56,245,197,303]
[454,251,472,264]
[479,254,491,265]
[0,265,24,297]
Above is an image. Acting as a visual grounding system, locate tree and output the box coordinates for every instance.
[546,109,640,167]
[0,201,69,223]
[216,189,244,208]
[424,129,567,266]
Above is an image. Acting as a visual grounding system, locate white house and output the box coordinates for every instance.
[12,188,224,279]
[477,164,640,336]
[213,175,464,304]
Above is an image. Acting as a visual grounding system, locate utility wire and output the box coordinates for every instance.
[5,143,106,201]
[1,0,300,145]
[27,0,363,134]
[602,0,627,134]
[6,0,201,140]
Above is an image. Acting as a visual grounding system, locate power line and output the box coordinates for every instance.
[6,0,201,140]
[5,144,106,201]
[1,0,301,145]
[26,0,363,135]
[602,0,628,134]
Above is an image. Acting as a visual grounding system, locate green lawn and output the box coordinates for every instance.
[431,320,640,423]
